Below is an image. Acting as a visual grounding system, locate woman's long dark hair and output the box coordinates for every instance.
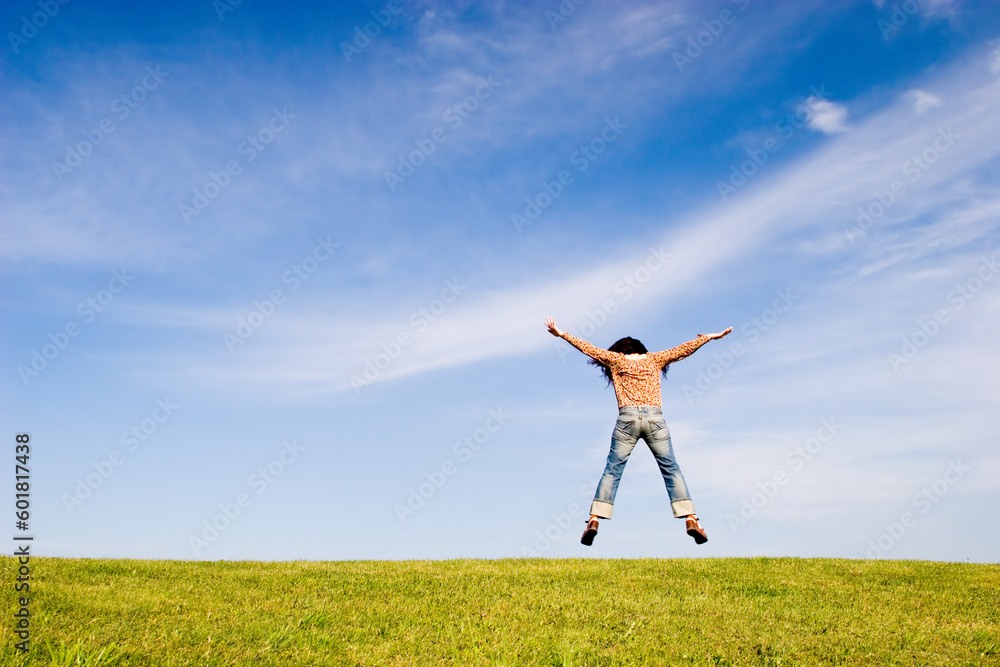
[588,337,669,385]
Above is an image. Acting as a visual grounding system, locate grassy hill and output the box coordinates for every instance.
[1,557,997,665]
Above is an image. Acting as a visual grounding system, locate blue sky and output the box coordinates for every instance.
[2,0,998,562]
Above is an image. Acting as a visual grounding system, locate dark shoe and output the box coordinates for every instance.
[581,518,599,546]
[686,516,708,544]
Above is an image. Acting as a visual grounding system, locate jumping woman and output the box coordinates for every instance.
[545,317,732,546]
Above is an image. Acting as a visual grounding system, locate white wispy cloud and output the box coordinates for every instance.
[103,54,1000,403]
[802,96,849,134]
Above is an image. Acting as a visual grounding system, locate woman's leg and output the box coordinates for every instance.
[590,413,640,519]
[643,418,696,518]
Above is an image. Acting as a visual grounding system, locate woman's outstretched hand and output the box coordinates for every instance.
[705,327,733,341]
[545,317,565,338]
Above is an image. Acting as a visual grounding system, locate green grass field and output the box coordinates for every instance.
[1,557,997,665]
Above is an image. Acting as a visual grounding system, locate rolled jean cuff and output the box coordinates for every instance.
[590,500,614,519]
[671,499,695,518]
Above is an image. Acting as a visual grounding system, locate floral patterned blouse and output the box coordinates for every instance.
[560,332,711,408]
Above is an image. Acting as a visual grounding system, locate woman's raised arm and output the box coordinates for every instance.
[650,327,732,366]
[545,317,615,364]
[704,327,733,341]
[544,317,565,338]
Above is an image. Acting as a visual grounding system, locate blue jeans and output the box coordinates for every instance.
[590,406,695,519]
